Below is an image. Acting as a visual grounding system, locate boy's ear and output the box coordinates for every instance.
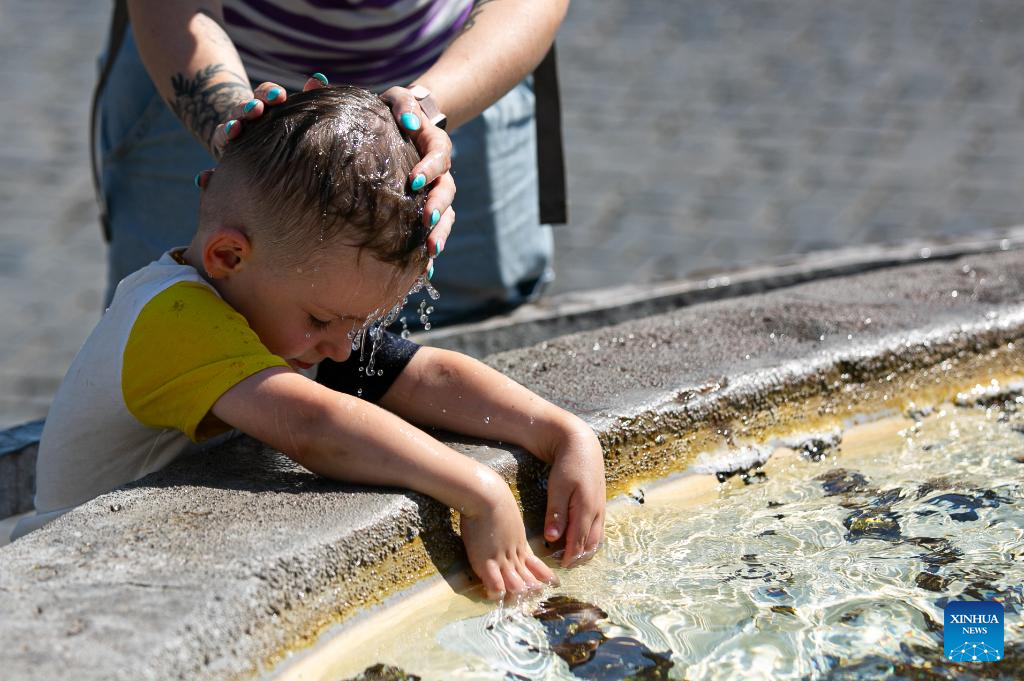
[202,227,253,279]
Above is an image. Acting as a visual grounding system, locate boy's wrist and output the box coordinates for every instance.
[533,411,596,464]
[458,464,515,519]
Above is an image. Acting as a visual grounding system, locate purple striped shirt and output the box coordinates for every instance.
[221,0,474,91]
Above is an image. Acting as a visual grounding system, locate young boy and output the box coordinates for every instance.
[14,87,605,599]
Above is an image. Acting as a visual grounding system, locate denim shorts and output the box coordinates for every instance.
[99,31,554,326]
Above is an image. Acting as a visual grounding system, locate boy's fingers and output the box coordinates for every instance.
[584,513,604,556]
[500,564,526,595]
[558,510,581,568]
[525,554,558,586]
[479,560,505,601]
[425,205,454,258]
[516,563,541,591]
[544,490,569,543]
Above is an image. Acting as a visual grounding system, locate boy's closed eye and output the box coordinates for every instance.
[308,314,333,331]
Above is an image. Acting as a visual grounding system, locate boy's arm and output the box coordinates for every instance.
[378,347,606,567]
[211,366,555,597]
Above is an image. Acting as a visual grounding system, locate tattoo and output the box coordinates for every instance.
[169,64,250,152]
[458,0,501,34]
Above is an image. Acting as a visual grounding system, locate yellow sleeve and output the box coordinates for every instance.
[122,281,290,442]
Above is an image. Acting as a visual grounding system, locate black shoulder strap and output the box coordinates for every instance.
[91,0,130,242]
[533,44,567,225]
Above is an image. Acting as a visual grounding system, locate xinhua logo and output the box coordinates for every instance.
[944,600,1004,661]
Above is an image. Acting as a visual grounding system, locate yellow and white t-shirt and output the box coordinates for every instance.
[14,250,288,538]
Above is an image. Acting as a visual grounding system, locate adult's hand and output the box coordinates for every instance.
[210,76,454,258]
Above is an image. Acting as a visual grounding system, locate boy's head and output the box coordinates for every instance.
[192,86,431,368]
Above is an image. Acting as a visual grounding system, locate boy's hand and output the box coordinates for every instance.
[460,472,557,600]
[543,426,607,568]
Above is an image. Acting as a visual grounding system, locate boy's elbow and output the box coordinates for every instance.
[265,397,336,469]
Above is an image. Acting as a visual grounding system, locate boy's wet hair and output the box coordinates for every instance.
[215,86,428,270]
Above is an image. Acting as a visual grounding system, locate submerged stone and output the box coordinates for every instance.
[822,641,1024,680]
[870,487,906,507]
[914,477,958,498]
[843,509,902,541]
[914,572,951,593]
[742,470,768,485]
[908,536,963,567]
[715,463,767,485]
[341,664,421,681]
[925,489,1012,522]
[782,431,842,462]
[532,596,673,680]
[817,468,871,496]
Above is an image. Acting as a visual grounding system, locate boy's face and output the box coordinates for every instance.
[224,245,420,370]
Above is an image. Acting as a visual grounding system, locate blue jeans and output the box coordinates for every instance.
[100,31,553,326]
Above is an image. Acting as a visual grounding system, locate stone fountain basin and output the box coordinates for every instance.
[1,249,1022,681]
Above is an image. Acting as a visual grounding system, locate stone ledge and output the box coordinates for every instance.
[1,250,1023,680]
[415,227,1024,357]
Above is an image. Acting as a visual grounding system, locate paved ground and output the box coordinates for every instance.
[3,0,1024,427]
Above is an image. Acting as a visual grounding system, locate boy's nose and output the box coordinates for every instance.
[317,337,352,363]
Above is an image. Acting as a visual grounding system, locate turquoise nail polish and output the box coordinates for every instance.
[194,172,202,189]
[400,112,421,131]
[312,72,329,86]
[243,99,258,114]
[225,119,236,135]
[434,241,442,257]
[267,87,282,101]
[430,208,440,227]
[428,264,434,280]
[411,174,426,191]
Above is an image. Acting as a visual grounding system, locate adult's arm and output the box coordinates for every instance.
[125,1,455,253]
[412,0,571,130]
[127,1,252,156]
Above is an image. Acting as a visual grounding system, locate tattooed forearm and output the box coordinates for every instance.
[458,0,501,34]
[169,64,250,153]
